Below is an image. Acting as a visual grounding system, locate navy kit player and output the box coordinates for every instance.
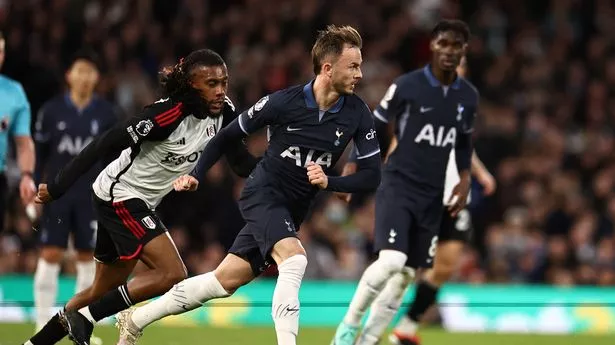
[386,57,496,345]
[114,25,381,345]
[33,49,118,332]
[24,49,258,345]
[332,20,477,345]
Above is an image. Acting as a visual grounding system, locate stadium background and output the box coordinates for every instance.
[1,0,615,343]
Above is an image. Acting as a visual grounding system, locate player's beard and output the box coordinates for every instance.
[333,79,354,96]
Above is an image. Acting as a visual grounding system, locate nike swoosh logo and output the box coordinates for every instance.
[420,106,433,113]
[287,126,302,131]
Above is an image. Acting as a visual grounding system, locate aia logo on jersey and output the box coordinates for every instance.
[58,135,93,155]
[414,124,456,148]
[206,124,216,137]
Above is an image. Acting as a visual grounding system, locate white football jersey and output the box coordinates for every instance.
[92,98,230,209]
[443,149,472,206]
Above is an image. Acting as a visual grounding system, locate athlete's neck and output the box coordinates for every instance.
[313,75,341,111]
[430,64,456,86]
[69,90,93,111]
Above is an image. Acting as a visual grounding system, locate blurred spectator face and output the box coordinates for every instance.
[0,35,5,70]
[190,64,229,115]
[430,31,467,72]
[330,44,363,95]
[66,59,100,97]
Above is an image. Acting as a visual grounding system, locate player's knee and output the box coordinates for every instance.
[40,247,64,263]
[375,249,408,277]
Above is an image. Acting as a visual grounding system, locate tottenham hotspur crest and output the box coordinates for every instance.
[334,128,343,146]
[456,103,464,121]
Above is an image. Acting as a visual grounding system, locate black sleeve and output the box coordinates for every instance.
[47,100,183,199]
[455,101,477,173]
[191,118,246,181]
[326,153,381,193]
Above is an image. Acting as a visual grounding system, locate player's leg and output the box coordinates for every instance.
[357,267,415,345]
[392,208,469,345]
[269,235,308,345]
[332,182,410,345]
[116,228,260,345]
[73,200,98,295]
[34,203,70,331]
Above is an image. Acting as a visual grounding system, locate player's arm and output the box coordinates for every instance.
[44,101,181,201]
[11,83,35,203]
[219,99,262,178]
[322,105,382,193]
[471,150,496,196]
[448,105,476,216]
[192,95,276,181]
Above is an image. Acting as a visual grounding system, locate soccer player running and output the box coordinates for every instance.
[386,57,496,345]
[24,49,259,345]
[331,20,477,345]
[0,30,36,231]
[32,49,118,334]
[114,25,381,345]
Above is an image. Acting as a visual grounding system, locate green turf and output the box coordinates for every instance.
[2,323,615,345]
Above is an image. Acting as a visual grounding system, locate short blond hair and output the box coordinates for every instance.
[311,25,362,75]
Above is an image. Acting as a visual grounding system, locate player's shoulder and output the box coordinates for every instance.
[140,97,186,127]
[270,84,304,105]
[39,94,67,112]
[458,77,480,101]
[397,69,425,85]
[345,93,372,115]
[0,74,27,97]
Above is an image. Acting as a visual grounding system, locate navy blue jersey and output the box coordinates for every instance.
[237,81,381,202]
[34,94,118,198]
[374,65,478,193]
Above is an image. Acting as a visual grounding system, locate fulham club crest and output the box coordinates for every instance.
[206,124,217,137]
[141,216,156,230]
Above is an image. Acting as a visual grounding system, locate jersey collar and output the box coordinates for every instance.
[423,64,461,89]
[64,92,98,113]
[303,80,345,113]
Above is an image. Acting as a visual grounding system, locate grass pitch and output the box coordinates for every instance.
[1,323,614,345]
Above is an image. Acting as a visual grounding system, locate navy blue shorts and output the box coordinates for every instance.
[373,173,443,269]
[40,196,97,250]
[439,208,472,243]
[229,188,308,276]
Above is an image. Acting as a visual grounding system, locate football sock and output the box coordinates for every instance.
[81,284,133,323]
[359,269,414,345]
[34,258,60,331]
[28,311,68,345]
[395,280,439,336]
[343,250,408,327]
[131,271,230,329]
[75,260,96,293]
[272,255,307,345]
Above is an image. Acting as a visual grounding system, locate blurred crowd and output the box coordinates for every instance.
[0,0,614,287]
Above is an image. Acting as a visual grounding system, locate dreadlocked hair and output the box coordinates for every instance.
[159,49,226,114]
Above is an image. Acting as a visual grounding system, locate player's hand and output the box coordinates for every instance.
[477,170,496,196]
[307,161,328,189]
[34,184,53,204]
[448,177,470,218]
[19,174,36,205]
[335,162,357,202]
[173,175,199,192]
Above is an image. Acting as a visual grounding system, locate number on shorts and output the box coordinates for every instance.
[428,235,438,258]
[455,209,471,231]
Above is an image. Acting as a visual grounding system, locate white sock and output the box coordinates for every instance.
[75,260,95,293]
[34,258,60,331]
[358,268,414,345]
[25,341,34,345]
[395,315,418,336]
[131,271,230,329]
[271,255,307,345]
[343,250,408,327]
